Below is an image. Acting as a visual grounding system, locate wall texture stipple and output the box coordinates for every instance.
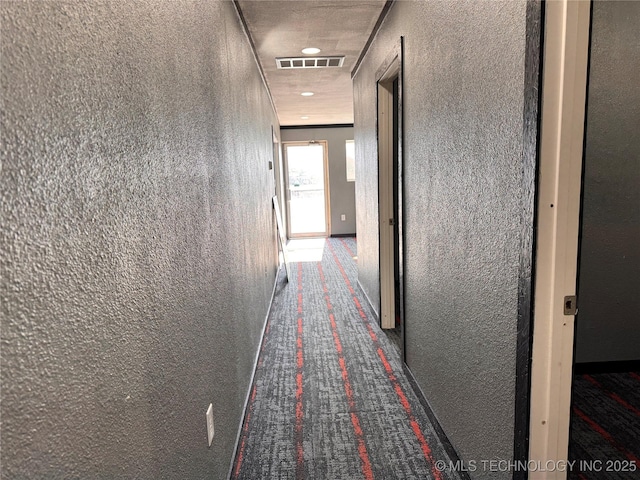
[1,1,278,478]
[353,1,533,478]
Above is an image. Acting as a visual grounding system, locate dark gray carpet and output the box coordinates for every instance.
[232,237,460,480]
[568,372,640,479]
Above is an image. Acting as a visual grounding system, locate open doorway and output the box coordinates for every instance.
[377,40,404,359]
[283,141,330,238]
[568,1,640,476]
[530,3,640,477]
[528,2,590,477]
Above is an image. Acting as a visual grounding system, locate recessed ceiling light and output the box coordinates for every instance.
[301,116,309,120]
[301,47,321,55]
[300,92,314,97]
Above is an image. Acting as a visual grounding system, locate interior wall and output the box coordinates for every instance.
[575,0,640,364]
[0,1,278,478]
[281,127,357,236]
[353,1,534,476]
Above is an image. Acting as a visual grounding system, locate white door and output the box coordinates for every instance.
[378,61,400,330]
[283,141,330,238]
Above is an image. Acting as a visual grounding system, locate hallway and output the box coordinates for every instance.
[4,1,638,478]
[232,238,459,480]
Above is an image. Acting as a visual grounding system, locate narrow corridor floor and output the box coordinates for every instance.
[232,237,460,480]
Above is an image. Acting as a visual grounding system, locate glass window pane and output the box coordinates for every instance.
[346,140,355,182]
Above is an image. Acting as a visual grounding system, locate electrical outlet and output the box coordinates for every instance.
[206,404,214,447]
[341,214,346,221]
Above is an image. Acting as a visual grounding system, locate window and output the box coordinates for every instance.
[345,140,355,182]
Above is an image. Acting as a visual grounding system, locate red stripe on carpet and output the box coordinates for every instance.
[378,347,442,480]
[295,263,305,480]
[232,384,258,478]
[583,374,640,417]
[629,372,640,382]
[326,240,443,480]
[339,238,356,258]
[573,406,640,463]
[317,262,374,480]
[351,413,374,480]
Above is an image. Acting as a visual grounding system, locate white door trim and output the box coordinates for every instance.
[282,140,331,239]
[378,58,399,330]
[528,1,591,478]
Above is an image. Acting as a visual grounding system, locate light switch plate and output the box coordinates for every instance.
[206,403,214,447]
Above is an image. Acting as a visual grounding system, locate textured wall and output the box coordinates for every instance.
[353,1,531,477]
[281,127,356,236]
[0,1,278,478]
[575,1,640,363]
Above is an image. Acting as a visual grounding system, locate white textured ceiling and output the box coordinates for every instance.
[236,0,388,126]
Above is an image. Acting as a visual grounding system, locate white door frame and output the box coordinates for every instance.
[282,140,331,239]
[528,1,591,478]
[377,58,400,330]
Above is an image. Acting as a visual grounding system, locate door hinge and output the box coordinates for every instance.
[563,295,577,315]
[389,218,395,226]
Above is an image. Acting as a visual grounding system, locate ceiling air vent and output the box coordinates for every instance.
[276,56,345,69]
